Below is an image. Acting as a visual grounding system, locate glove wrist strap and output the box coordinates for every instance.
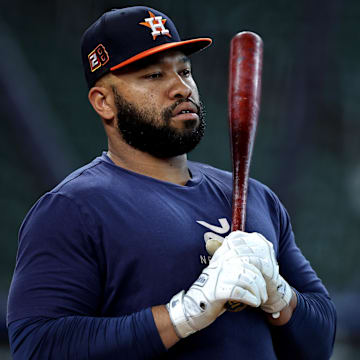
[167,291,196,339]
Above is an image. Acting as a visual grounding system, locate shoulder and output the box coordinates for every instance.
[247,178,288,221]
[248,179,293,241]
[51,155,108,197]
[22,154,117,228]
[48,153,135,204]
[248,178,279,203]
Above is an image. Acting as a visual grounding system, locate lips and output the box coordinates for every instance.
[172,101,198,117]
[171,101,199,122]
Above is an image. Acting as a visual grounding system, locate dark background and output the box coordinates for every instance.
[1,0,359,358]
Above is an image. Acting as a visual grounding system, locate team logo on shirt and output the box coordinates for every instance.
[197,218,230,265]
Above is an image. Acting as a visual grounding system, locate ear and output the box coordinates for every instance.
[88,86,115,122]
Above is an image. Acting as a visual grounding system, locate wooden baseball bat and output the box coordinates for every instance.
[226,32,263,312]
[229,31,263,232]
[205,32,263,311]
[206,31,263,257]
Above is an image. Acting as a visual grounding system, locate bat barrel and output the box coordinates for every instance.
[228,31,263,231]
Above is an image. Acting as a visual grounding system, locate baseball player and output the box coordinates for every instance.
[7,6,336,359]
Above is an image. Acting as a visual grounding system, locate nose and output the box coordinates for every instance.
[168,74,192,100]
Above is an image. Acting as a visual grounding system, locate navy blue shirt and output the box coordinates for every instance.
[7,152,336,359]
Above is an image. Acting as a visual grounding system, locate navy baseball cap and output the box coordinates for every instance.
[81,6,212,88]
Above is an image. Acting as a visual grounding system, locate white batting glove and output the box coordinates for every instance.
[218,231,293,316]
[167,249,267,338]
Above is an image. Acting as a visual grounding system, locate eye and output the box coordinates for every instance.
[144,72,162,80]
[180,68,192,77]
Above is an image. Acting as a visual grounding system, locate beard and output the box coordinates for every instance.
[112,87,206,158]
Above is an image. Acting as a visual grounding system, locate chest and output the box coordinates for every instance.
[88,180,279,315]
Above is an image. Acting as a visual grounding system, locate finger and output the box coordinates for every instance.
[253,268,268,303]
[210,239,232,261]
[229,285,261,307]
[221,259,267,302]
[247,256,275,280]
[235,265,267,304]
[242,261,268,303]
[211,247,242,266]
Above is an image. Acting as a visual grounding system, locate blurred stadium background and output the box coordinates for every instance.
[1,0,359,358]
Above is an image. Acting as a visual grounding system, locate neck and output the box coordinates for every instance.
[107,140,191,186]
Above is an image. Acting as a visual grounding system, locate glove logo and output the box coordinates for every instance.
[194,273,208,287]
[139,11,171,40]
[88,44,109,72]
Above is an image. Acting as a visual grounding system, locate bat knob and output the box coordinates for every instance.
[206,239,222,256]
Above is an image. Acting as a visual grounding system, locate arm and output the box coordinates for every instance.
[152,305,180,349]
[270,290,336,360]
[7,193,165,359]
[269,200,336,359]
[217,194,336,359]
[270,200,336,359]
[8,309,165,359]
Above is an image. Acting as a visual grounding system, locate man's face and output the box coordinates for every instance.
[110,51,206,158]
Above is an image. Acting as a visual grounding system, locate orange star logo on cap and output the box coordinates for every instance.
[139,11,172,40]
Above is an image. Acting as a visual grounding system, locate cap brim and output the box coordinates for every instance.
[110,38,212,71]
